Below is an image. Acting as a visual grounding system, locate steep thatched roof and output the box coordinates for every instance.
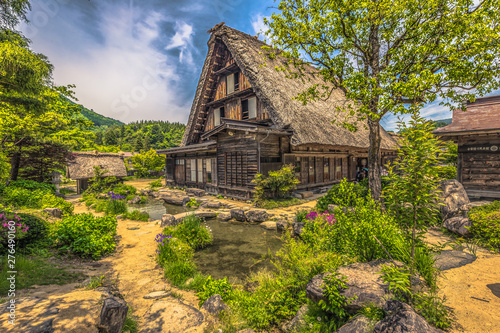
[182,23,397,150]
[67,152,127,180]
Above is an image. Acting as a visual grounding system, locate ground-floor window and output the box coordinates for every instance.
[190,159,196,182]
[206,159,212,183]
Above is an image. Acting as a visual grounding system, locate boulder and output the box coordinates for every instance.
[143,291,170,299]
[43,208,62,218]
[299,191,314,199]
[160,214,177,227]
[327,204,339,213]
[195,210,217,219]
[217,212,232,221]
[150,191,160,198]
[230,209,247,222]
[306,260,407,313]
[281,304,308,332]
[437,179,470,219]
[200,201,222,209]
[116,215,123,220]
[373,300,443,333]
[260,221,277,230]
[434,250,476,271]
[276,220,288,231]
[246,209,269,223]
[128,196,142,204]
[292,193,303,199]
[337,315,373,333]
[292,222,305,237]
[443,216,472,236]
[201,294,228,314]
[186,188,206,197]
[99,297,128,333]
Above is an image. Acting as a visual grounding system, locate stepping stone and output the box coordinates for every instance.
[434,250,476,271]
[143,291,171,299]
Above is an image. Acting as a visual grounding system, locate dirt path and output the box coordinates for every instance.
[426,229,500,333]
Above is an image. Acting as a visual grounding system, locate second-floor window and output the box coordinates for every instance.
[226,72,240,95]
[242,97,257,120]
[214,107,225,126]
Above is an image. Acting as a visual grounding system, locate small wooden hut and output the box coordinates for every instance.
[158,23,398,199]
[434,95,500,198]
[67,152,128,194]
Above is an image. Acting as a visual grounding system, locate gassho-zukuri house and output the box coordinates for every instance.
[158,23,398,199]
[434,95,500,199]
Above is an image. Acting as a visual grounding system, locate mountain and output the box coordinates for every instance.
[430,118,452,129]
[68,99,124,128]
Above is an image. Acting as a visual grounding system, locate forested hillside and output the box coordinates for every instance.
[94,120,185,152]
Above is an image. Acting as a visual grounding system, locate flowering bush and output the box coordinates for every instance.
[0,212,29,253]
[104,191,127,216]
[162,214,212,250]
[155,232,197,286]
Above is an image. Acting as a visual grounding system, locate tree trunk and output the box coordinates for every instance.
[9,150,21,183]
[367,117,382,202]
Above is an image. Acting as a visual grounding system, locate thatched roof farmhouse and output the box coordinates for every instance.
[67,152,127,193]
[159,23,397,199]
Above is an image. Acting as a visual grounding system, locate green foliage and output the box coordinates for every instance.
[383,113,445,290]
[52,213,117,259]
[148,179,163,189]
[468,201,500,251]
[123,210,149,222]
[255,197,305,209]
[8,180,55,193]
[316,179,369,211]
[317,273,352,324]
[358,304,385,322]
[164,260,197,287]
[126,149,164,178]
[0,184,73,215]
[122,308,139,333]
[163,214,212,250]
[85,166,118,194]
[381,265,412,301]
[442,141,458,167]
[252,164,300,202]
[436,165,457,180]
[86,275,105,289]
[196,276,234,307]
[295,209,310,222]
[185,197,200,208]
[0,256,83,296]
[14,213,49,252]
[104,199,127,216]
[41,193,74,215]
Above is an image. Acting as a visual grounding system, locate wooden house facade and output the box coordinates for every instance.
[434,95,500,198]
[158,24,397,199]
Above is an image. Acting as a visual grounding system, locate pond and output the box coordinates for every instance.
[129,199,283,283]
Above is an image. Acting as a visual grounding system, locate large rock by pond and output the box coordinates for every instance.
[337,315,373,333]
[43,208,62,218]
[200,200,222,209]
[217,212,232,221]
[201,294,228,314]
[230,209,247,222]
[373,300,443,333]
[99,296,128,333]
[128,196,142,204]
[160,214,177,227]
[185,188,206,197]
[276,220,288,231]
[158,193,189,206]
[438,179,470,219]
[246,209,269,223]
[306,260,407,313]
[141,299,204,333]
[260,221,277,230]
[443,216,472,236]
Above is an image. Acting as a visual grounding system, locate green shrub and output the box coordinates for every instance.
[469,201,500,251]
[252,165,300,202]
[436,165,457,180]
[41,193,74,215]
[163,214,212,250]
[185,197,200,208]
[316,179,369,211]
[52,213,117,259]
[104,199,127,216]
[255,197,305,209]
[295,209,310,222]
[1,188,46,208]
[8,180,55,193]
[156,234,194,265]
[15,213,49,252]
[164,260,197,286]
[149,179,163,189]
[196,276,234,307]
[0,212,29,253]
[123,210,149,221]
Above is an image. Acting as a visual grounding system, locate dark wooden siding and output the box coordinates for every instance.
[217,132,258,188]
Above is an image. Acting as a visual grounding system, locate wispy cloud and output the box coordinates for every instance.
[166,21,195,65]
[251,13,268,39]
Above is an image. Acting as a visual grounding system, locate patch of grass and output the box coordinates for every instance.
[469,201,500,252]
[122,308,138,333]
[255,197,306,209]
[86,275,105,289]
[123,210,149,222]
[0,256,84,295]
[170,291,184,299]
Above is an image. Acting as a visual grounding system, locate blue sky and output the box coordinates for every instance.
[19,0,491,130]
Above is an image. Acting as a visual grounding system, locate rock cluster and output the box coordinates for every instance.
[201,294,228,314]
[438,179,473,236]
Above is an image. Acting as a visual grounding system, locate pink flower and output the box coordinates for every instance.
[2,223,7,228]
[16,223,21,227]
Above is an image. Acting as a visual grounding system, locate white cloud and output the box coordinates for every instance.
[251,13,269,39]
[166,21,195,65]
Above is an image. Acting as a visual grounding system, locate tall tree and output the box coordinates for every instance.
[265,0,500,201]
[0,0,30,30]
[143,134,152,151]
[134,136,143,152]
